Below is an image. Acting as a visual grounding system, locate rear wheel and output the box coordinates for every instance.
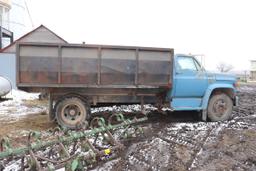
[207,93,233,121]
[56,97,89,128]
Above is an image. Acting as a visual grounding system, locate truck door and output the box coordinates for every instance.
[173,56,208,98]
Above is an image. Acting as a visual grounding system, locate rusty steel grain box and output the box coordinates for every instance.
[16,43,173,91]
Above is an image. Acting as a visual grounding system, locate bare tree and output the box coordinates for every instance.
[216,62,233,73]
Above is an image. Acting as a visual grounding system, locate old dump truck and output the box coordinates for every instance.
[16,42,238,128]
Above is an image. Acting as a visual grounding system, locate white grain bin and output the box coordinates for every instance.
[0,76,12,96]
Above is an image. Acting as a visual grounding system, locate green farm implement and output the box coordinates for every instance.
[0,114,147,171]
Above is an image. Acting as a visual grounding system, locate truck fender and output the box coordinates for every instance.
[201,83,235,110]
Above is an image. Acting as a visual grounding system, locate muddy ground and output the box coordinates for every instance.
[92,84,256,171]
[0,84,256,171]
[0,99,54,137]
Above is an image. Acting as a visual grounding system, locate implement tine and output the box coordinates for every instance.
[59,142,70,158]
[0,115,147,169]
[105,130,123,149]
[29,150,42,171]
[0,137,11,152]
[85,138,100,155]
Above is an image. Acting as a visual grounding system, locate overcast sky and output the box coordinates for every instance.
[25,0,256,71]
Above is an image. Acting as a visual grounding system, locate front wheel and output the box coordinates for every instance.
[207,94,233,121]
[55,97,89,128]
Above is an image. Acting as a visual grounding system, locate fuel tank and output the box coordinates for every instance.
[0,76,12,96]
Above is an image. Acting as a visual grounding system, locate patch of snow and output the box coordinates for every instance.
[5,89,39,101]
[189,148,203,170]
[166,122,217,132]
[90,158,121,171]
[238,86,255,92]
[3,159,21,171]
[0,89,45,119]
[91,104,157,114]
[125,137,171,170]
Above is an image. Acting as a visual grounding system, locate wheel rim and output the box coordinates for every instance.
[60,102,85,126]
[213,99,227,117]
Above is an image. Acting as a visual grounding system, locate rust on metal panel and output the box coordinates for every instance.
[135,48,139,85]
[58,45,62,84]
[19,56,58,84]
[16,42,173,90]
[97,46,102,85]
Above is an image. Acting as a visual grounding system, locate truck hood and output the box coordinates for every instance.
[207,72,237,83]
[214,73,236,82]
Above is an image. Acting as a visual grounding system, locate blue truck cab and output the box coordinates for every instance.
[169,54,238,121]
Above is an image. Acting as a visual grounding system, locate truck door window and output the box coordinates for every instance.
[177,56,198,71]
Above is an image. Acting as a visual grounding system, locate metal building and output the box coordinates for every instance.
[0,25,67,88]
[0,0,30,47]
[0,0,11,31]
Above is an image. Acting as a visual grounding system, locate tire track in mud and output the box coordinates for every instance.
[187,124,217,170]
[187,120,237,170]
[1,85,256,171]
[188,86,256,171]
[122,118,243,170]
[189,113,256,170]
[121,116,211,170]
[119,85,256,171]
